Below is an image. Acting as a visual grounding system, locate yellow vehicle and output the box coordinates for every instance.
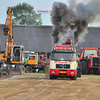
[2,7,25,75]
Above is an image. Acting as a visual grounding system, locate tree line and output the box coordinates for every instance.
[11,3,42,25]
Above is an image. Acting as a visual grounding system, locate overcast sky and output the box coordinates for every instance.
[0,0,100,26]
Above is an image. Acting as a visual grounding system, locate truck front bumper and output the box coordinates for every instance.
[50,69,77,77]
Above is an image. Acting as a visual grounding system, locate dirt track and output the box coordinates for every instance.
[0,75,100,100]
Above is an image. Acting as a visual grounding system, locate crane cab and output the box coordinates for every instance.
[12,45,25,63]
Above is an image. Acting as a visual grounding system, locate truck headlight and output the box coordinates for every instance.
[52,71,55,73]
[71,72,74,74]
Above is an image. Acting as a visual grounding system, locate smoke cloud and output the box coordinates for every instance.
[51,0,100,46]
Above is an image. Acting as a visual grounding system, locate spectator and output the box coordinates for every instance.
[25,55,28,61]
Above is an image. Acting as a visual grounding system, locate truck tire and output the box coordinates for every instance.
[93,70,97,74]
[95,68,100,75]
[81,61,88,74]
[25,66,32,73]
[70,76,77,80]
[88,70,93,74]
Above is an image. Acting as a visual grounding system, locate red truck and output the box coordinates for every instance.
[77,47,100,75]
[38,54,50,71]
[49,39,81,80]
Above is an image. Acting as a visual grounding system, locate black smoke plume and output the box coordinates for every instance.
[51,0,100,46]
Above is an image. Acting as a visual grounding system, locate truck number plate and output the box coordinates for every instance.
[60,71,66,73]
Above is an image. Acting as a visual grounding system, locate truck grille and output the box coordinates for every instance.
[92,57,100,67]
[56,64,70,69]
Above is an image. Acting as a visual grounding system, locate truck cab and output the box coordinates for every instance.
[24,54,38,73]
[25,55,37,66]
[38,54,49,70]
[12,45,25,63]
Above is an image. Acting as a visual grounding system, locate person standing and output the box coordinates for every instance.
[0,60,3,77]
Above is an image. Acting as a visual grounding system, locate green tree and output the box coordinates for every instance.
[11,3,42,25]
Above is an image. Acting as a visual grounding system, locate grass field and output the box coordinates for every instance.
[82,75,100,77]
[25,71,45,75]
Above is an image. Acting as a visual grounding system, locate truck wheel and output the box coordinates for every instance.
[93,70,96,74]
[25,66,32,73]
[70,76,77,80]
[95,68,100,75]
[88,70,93,74]
[81,61,88,74]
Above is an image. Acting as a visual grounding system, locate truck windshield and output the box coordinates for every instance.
[29,56,35,60]
[25,52,34,60]
[25,53,30,60]
[84,50,97,57]
[51,52,76,61]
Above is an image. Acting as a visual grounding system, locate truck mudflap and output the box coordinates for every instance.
[50,69,77,77]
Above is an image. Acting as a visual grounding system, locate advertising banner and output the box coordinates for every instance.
[36,6,53,14]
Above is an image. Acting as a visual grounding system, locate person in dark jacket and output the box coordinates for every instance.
[0,60,3,77]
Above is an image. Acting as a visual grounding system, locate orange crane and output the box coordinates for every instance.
[3,7,25,75]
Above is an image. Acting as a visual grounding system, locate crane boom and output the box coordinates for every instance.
[3,7,13,62]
